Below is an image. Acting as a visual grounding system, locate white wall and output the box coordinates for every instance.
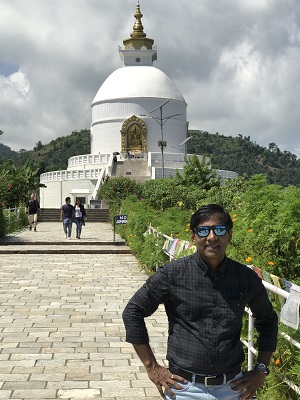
[40,179,97,208]
[91,98,187,154]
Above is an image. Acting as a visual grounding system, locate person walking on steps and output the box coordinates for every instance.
[60,197,74,239]
[26,194,40,232]
[74,198,86,239]
[123,203,278,400]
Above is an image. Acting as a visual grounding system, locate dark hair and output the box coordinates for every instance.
[65,197,71,202]
[190,204,233,231]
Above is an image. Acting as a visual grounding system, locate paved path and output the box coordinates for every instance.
[0,222,168,399]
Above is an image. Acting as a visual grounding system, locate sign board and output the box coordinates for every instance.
[115,215,128,224]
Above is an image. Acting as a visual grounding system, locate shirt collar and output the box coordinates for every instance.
[195,252,229,278]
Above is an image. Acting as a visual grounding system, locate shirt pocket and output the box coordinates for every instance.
[224,299,246,325]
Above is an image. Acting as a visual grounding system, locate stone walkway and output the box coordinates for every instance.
[0,222,168,399]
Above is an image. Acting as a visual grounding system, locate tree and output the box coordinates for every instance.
[99,177,142,214]
[0,159,41,207]
[175,154,221,189]
[33,140,43,151]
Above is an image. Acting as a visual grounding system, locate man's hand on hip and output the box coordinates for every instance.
[146,364,186,399]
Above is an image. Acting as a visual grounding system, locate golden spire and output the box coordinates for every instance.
[123,2,154,50]
[131,2,146,39]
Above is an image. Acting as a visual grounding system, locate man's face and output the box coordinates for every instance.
[190,214,232,269]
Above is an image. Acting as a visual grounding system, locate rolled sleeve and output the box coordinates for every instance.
[122,266,170,344]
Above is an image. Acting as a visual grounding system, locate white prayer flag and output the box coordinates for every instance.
[280,283,300,330]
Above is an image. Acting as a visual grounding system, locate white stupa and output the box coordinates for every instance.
[90,2,188,155]
[39,2,191,208]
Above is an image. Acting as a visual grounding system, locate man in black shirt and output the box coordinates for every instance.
[26,194,40,232]
[60,197,75,239]
[123,204,278,400]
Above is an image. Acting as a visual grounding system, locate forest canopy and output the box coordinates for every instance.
[1,128,299,186]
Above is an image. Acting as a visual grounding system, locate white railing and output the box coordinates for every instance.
[2,207,21,218]
[150,152,209,166]
[147,225,300,396]
[148,153,237,180]
[68,153,111,168]
[40,168,103,183]
[92,170,106,200]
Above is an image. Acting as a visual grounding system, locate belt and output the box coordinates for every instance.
[169,365,241,386]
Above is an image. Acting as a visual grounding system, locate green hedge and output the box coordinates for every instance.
[0,207,28,237]
[109,176,300,400]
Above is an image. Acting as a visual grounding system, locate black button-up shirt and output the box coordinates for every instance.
[123,252,278,374]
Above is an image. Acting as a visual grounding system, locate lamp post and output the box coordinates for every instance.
[141,100,182,178]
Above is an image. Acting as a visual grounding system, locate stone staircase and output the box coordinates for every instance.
[111,159,151,182]
[40,208,110,222]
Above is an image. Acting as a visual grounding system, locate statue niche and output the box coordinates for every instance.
[121,115,147,153]
[128,123,142,149]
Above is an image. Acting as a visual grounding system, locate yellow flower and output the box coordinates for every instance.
[275,359,280,366]
[233,214,237,217]
[268,261,275,266]
[245,257,252,263]
[232,218,237,222]
[186,223,190,227]
[185,228,189,232]
[248,229,253,233]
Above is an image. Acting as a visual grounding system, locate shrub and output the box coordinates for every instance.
[98,177,142,216]
[0,206,28,236]
[0,208,5,237]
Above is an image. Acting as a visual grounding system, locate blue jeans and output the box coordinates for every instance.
[63,218,73,238]
[75,217,83,238]
[165,372,244,400]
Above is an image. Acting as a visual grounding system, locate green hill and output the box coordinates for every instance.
[1,128,300,186]
[187,131,300,186]
[0,129,90,175]
[0,143,17,160]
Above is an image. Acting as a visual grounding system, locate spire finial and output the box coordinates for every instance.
[130,2,146,39]
[121,1,156,62]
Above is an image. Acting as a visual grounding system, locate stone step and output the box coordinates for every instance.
[39,208,110,222]
[111,160,151,181]
[0,248,131,254]
[0,222,169,399]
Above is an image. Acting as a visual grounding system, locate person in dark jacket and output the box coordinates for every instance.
[74,198,86,239]
[26,194,40,231]
[122,204,278,400]
[60,197,75,239]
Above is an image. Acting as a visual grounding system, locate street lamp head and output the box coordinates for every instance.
[179,136,192,146]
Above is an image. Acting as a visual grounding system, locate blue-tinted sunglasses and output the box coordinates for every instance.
[193,225,228,238]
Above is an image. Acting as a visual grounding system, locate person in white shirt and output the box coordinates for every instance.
[74,199,86,239]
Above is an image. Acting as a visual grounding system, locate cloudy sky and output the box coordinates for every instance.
[1,0,300,157]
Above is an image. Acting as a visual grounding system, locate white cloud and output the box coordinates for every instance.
[7,71,30,97]
[0,0,299,158]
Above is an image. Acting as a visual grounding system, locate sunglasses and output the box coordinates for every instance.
[193,225,228,238]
